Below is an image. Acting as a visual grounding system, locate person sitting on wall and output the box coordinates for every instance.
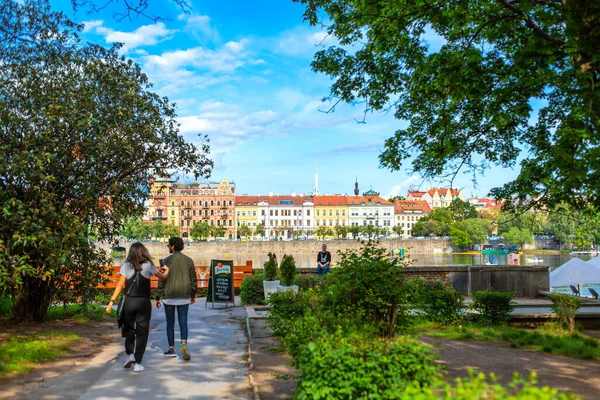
[316,244,331,275]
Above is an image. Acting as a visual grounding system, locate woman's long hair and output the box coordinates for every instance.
[125,242,154,271]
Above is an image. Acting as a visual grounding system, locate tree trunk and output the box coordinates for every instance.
[12,275,55,322]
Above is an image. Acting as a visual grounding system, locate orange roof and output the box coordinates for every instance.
[428,188,461,197]
[472,198,503,208]
[255,195,314,206]
[314,195,347,206]
[345,195,392,205]
[408,191,426,197]
[235,196,260,206]
[394,200,431,213]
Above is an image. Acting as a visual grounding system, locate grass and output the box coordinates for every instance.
[414,321,600,360]
[47,304,114,322]
[0,332,80,377]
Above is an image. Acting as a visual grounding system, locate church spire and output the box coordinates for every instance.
[354,176,359,196]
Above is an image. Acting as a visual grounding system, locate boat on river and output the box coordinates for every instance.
[526,257,543,263]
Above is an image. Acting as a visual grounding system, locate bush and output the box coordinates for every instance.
[0,294,12,318]
[263,252,279,281]
[294,274,319,291]
[471,290,515,325]
[267,289,316,338]
[279,254,297,286]
[295,332,441,399]
[400,371,579,399]
[240,272,266,305]
[418,281,464,326]
[549,293,582,332]
[322,241,408,337]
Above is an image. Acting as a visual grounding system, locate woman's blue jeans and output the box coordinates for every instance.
[164,304,189,347]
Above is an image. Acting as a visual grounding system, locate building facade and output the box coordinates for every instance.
[407,188,464,209]
[257,195,314,238]
[346,189,394,231]
[235,195,259,238]
[314,195,348,231]
[394,200,431,238]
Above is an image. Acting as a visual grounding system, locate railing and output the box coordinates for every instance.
[100,260,253,290]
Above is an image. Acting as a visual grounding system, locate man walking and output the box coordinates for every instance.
[316,243,331,275]
[156,237,197,360]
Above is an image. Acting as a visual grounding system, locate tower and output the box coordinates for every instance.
[314,165,319,196]
[354,176,359,196]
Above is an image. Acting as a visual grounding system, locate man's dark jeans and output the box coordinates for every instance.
[164,304,189,347]
[316,264,330,275]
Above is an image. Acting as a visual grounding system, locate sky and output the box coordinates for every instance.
[51,0,520,199]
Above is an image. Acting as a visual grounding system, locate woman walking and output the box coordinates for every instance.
[106,242,169,372]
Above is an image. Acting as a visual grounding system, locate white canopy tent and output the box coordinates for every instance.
[550,257,600,287]
[587,256,600,268]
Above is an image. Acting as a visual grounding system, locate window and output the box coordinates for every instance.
[180,201,184,206]
[211,200,214,206]
[180,220,184,226]
[242,211,246,216]
[211,220,214,225]
[237,211,240,216]
[253,211,256,216]
[229,220,232,226]
[217,220,220,226]
[329,210,332,216]
[307,210,311,216]
[186,220,190,227]
[317,210,320,216]
[307,220,310,226]
[193,210,196,216]
[262,210,266,216]
[217,200,221,206]
[229,200,232,206]
[193,201,196,206]
[210,210,214,216]
[270,221,274,226]
[270,210,273,216]
[275,210,279,216]
[316,220,320,226]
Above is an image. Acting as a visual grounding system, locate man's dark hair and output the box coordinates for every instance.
[169,237,184,251]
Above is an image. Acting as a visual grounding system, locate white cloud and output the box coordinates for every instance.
[179,14,221,43]
[387,176,421,199]
[82,20,103,33]
[143,40,248,73]
[276,27,334,57]
[85,21,175,52]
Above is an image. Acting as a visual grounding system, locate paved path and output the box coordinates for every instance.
[80,298,251,400]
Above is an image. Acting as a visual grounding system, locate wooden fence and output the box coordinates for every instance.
[100,261,254,290]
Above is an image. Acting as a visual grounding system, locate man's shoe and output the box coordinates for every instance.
[163,348,177,358]
[180,343,191,361]
[132,363,144,372]
[123,354,135,368]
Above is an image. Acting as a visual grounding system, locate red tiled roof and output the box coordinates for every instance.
[235,196,260,206]
[256,195,314,206]
[394,200,431,213]
[314,195,347,206]
[428,188,461,197]
[345,195,392,205]
[408,191,426,197]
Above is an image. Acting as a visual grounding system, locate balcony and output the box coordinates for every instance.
[183,215,192,220]
[153,193,166,200]
[202,205,209,209]
[220,214,228,219]
[202,215,209,220]
[152,216,167,221]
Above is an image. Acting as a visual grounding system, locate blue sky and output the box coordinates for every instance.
[52,0,520,199]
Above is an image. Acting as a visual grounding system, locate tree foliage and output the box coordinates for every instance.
[297,0,600,211]
[0,0,211,321]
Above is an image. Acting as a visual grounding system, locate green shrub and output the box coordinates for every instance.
[549,293,582,332]
[240,273,266,305]
[280,254,297,286]
[0,294,12,318]
[322,241,408,337]
[295,332,441,399]
[267,289,316,338]
[471,290,515,325]
[400,370,579,399]
[46,304,108,321]
[263,252,279,281]
[418,281,463,325]
[294,274,319,291]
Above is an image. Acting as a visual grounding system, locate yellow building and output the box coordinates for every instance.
[235,195,260,239]
[314,196,348,236]
[147,177,179,228]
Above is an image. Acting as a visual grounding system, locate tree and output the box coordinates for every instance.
[502,227,534,250]
[297,0,600,212]
[150,220,168,240]
[255,223,266,238]
[334,224,349,239]
[119,218,150,240]
[190,221,211,241]
[449,224,472,250]
[349,225,361,240]
[548,203,576,249]
[164,224,180,239]
[0,1,212,321]
[363,224,377,239]
[392,225,404,237]
[462,218,491,248]
[238,224,252,240]
[448,199,478,222]
[315,226,329,240]
[388,196,405,202]
[212,225,226,239]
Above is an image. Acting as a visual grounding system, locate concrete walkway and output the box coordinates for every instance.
[80,298,251,400]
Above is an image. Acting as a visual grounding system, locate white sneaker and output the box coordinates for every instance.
[123,354,135,368]
[132,363,144,372]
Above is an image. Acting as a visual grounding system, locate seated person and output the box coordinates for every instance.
[316,244,331,275]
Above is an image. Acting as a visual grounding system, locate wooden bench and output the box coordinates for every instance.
[100,261,254,290]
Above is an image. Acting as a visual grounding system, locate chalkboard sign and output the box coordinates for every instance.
[206,259,234,307]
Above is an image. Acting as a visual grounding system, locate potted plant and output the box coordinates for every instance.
[278,254,299,293]
[262,252,280,300]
